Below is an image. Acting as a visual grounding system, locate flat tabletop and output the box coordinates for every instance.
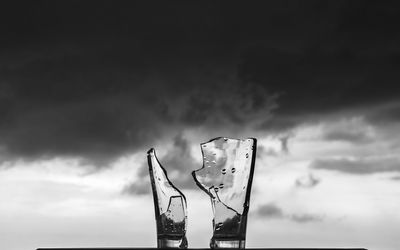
[36,248,368,250]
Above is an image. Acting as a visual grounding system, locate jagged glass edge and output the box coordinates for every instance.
[147,148,188,232]
[191,137,257,216]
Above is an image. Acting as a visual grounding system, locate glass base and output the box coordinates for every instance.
[210,239,246,249]
[157,237,187,249]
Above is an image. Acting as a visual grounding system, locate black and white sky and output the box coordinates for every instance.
[1,2,400,250]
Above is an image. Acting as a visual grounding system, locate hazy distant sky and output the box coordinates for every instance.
[1,2,400,250]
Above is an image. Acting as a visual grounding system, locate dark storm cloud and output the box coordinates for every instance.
[295,173,320,188]
[322,129,372,144]
[256,203,323,223]
[256,145,279,158]
[1,2,400,166]
[237,2,400,118]
[0,37,276,165]
[256,203,284,218]
[289,214,323,223]
[319,117,375,144]
[310,157,400,174]
[122,181,151,196]
[365,103,400,126]
[151,134,200,190]
[279,135,291,154]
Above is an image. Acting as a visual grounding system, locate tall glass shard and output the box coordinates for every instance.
[148,148,188,249]
[192,137,257,249]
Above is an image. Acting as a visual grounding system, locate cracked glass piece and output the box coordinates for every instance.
[148,148,188,249]
[192,137,257,249]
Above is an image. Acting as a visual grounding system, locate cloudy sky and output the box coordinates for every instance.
[1,2,400,250]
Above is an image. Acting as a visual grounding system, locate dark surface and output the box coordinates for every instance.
[36,248,368,250]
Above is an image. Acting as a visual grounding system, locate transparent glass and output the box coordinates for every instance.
[148,148,188,249]
[192,137,257,249]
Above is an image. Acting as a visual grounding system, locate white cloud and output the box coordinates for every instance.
[1,117,400,250]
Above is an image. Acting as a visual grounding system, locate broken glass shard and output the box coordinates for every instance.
[192,137,257,249]
[148,148,188,249]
